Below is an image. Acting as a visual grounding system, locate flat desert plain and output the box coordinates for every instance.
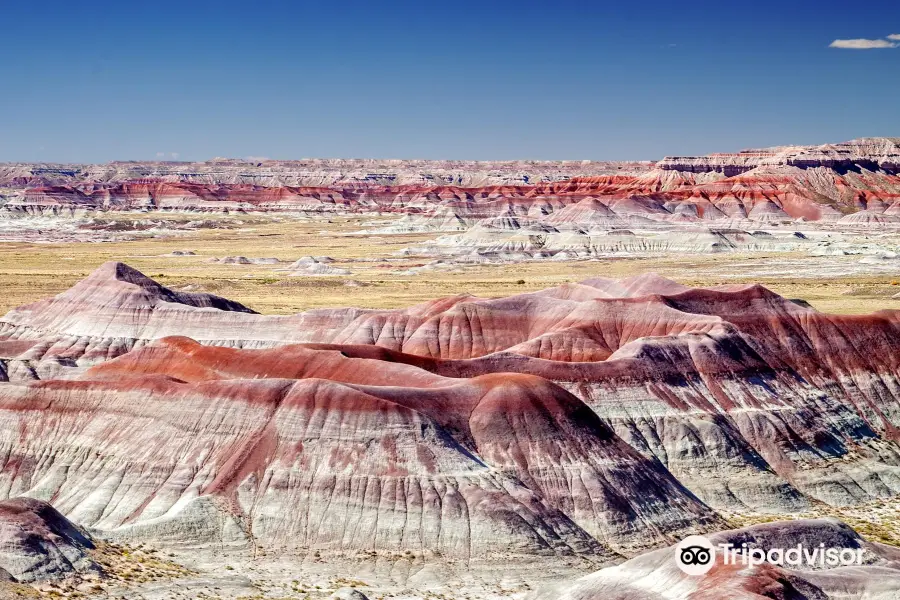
[2,213,900,316]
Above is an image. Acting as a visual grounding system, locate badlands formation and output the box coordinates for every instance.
[0,138,895,215]
[0,139,900,598]
[0,263,899,597]
[2,138,900,272]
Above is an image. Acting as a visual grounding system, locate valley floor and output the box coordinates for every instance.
[1,213,899,316]
[27,497,900,600]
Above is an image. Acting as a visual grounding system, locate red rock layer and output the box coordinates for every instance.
[0,338,718,558]
[5,139,900,219]
[4,264,900,526]
[5,166,900,221]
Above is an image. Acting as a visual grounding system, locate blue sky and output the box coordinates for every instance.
[0,0,897,162]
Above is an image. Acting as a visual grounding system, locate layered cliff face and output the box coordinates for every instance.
[7,167,900,223]
[2,138,900,223]
[3,263,900,529]
[658,137,900,176]
[0,159,648,189]
[9,182,360,215]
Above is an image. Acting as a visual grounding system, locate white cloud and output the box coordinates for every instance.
[829,38,898,49]
[170,152,180,159]
[888,34,900,41]
[155,152,165,157]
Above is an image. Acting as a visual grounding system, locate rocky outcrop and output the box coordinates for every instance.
[658,138,900,176]
[788,138,900,174]
[278,257,351,276]
[0,497,99,583]
[331,589,370,600]
[544,197,629,229]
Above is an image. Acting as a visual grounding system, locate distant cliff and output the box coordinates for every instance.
[658,137,900,175]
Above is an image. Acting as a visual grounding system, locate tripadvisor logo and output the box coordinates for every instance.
[675,534,866,576]
[676,535,716,575]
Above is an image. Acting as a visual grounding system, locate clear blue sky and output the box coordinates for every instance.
[1,0,897,162]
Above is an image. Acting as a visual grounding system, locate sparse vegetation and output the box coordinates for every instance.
[22,541,193,599]
[1,214,898,317]
[721,498,900,547]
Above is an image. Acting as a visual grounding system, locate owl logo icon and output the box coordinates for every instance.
[675,535,715,575]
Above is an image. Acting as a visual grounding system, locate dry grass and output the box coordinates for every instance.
[26,541,193,599]
[721,497,900,547]
[1,215,899,316]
